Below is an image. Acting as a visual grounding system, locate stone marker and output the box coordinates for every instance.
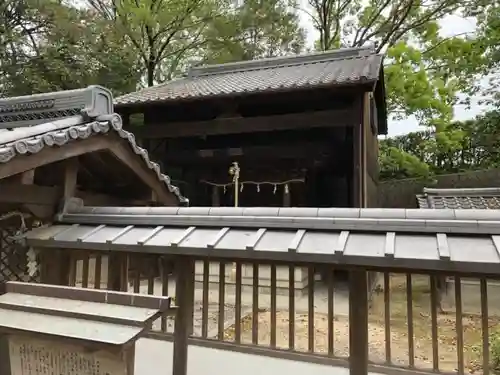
[0,281,172,375]
[9,335,128,375]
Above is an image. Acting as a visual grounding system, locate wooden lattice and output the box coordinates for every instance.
[0,212,40,283]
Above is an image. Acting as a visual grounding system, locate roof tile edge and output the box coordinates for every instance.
[188,46,378,78]
[55,204,500,234]
[423,187,500,196]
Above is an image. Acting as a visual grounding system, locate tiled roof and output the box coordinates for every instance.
[115,47,384,107]
[24,204,500,275]
[0,115,186,204]
[416,187,500,209]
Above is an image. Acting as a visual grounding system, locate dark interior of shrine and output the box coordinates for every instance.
[161,126,354,208]
[123,86,368,209]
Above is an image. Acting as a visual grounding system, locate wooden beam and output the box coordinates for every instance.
[161,141,333,163]
[16,170,35,184]
[109,142,178,206]
[130,109,357,139]
[63,157,79,200]
[0,137,111,180]
[0,135,178,205]
[0,184,124,207]
[0,184,58,205]
[6,169,55,217]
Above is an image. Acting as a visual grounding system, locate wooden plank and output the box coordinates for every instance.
[172,257,195,375]
[159,141,333,162]
[107,253,129,292]
[130,109,357,139]
[3,281,171,310]
[352,97,363,207]
[0,293,163,327]
[0,184,123,207]
[0,137,111,180]
[362,92,370,207]
[0,334,10,375]
[17,170,35,184]
[349,270,369,375]
[0,309,142,345]
[63,157,79,200]
[8,335,132,375]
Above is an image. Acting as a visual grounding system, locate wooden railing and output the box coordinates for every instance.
[51,251,499,375]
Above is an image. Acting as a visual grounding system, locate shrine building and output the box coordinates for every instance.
[114,46,387,209]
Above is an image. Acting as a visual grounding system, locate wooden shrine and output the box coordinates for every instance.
[115,47,388,288]
[115,47,387,210]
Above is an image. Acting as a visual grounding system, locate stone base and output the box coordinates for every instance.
[194,261,309,295]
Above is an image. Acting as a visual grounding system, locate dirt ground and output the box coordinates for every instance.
[224,275,499,374]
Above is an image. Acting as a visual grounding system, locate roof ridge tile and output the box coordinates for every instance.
[188,48,377,78]
[0,116,187,204]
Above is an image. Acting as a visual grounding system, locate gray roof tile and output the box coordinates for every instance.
[24,219,500,275]
[52,201,500,235]
[115,47,383,107]
[417,187,500,210]
[0,115,186,204]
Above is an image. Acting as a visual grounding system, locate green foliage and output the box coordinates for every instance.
[85,0,305,86]
[307,0,490,128]
[491,330,500,373]
[0,0,139,96]
[202,0,306,64]
[473,3,500,106]
[379,142,432,181]
[87,0,232,86]
[379,110,500,180]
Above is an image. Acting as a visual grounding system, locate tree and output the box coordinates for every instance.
[304,0,489,129]
[1,1,139,97]
[378,109,500,180]
[379,142,432,181]
[0,0,54,95]
[473,3,500,106]
[87,0,232,87]
[202,0,306,64]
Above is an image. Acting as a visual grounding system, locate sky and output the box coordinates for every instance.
[297,8,489,137]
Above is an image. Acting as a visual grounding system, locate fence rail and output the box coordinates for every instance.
[49,251,500,375]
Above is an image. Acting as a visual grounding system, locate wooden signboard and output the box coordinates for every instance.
[9,335,127,375]
[0,281,172,375]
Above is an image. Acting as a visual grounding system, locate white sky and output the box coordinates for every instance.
[297,8,489,136]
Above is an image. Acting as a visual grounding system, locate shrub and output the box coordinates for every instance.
[490,330,500,373]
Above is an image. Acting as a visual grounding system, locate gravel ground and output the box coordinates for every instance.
[151,302,248,338]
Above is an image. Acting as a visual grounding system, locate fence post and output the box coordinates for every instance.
[107,252,129,291]
[172,256,195,375]
[349,269,369,375]
[39,248,71,285]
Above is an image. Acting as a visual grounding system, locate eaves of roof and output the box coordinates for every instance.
[0,115,187,204]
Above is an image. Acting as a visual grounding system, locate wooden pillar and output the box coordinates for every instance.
[361,92,370,208]
[172,256,195,375]
[107,253,129,291]
[0,334,10,375]
[40,158,79,286]
[282,184,291,207]
[212,185,220,207]
[60,158,79,284]
[349,269,368,375]
[63,157,78,200]
[353,125,362,207]
[9,170,50,218]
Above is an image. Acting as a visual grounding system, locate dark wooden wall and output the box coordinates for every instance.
[120,86,379,208]
[363,92,380,208]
